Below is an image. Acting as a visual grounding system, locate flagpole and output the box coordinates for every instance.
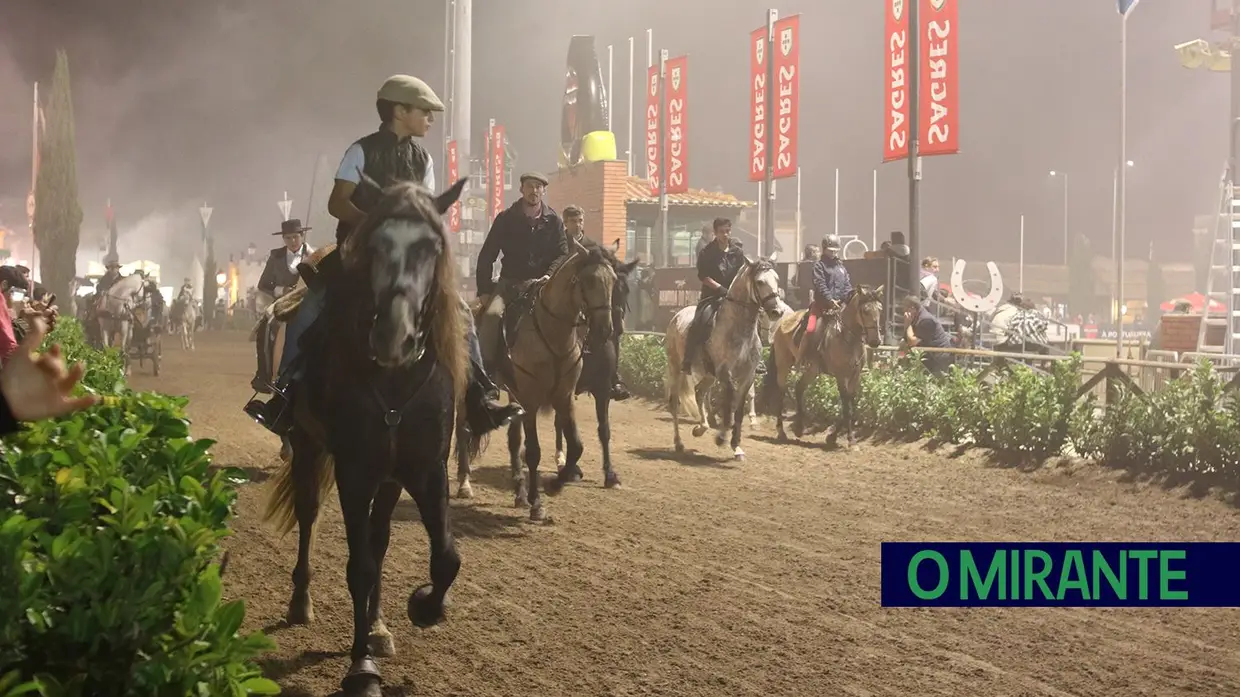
[627,36,634,176]
[1116,8,1129,356]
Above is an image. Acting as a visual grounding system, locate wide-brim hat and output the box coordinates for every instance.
[377,75,445,112]
[275,219,311,236]
[519,171,549,187]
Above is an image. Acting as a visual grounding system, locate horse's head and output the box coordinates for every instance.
[604,239,639,326]
[343,177,467,370]
[554,239,618,349]
[734,251,783,321]
[845,284,885,348]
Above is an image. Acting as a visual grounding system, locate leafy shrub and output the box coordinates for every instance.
[983,356,1081,460]
[41,317,125,395]
[927,366,989,446]
[856,353,936,440]
[618,334,668,399]
[1071,361,1240,478]
[0,392,277,695]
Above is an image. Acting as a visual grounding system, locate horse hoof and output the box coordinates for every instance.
[714,434,726,448]
[368,622,396,658]
[456,480,474,499]
[691,425,707,438]
[286,593,314,625]
[749,417,760,428]
[545,476,564,496]
[734,449,746,461]
[341,658,383,697]
[530,503,547,522]
[407,584,446,628]
[513,494,527,508]
[558,465,583,482]
[674,442,685,454]
[604,472,622,489]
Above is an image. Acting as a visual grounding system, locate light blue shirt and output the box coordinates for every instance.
[334,142,436,190]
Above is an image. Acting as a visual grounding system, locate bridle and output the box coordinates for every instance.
[512,256,614,391]
[839,290,883,345]
[725,263,781,314]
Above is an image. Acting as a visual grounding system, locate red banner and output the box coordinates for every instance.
[772,15,800,179]
[665,55,689,195]
[445,140,460,232]
[645,65,660,196]
[883,0,911,162]
[748,26,768,182]
[489,125,505,222]
[920,0,958,156]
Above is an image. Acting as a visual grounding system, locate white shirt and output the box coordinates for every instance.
[335,142,436,190]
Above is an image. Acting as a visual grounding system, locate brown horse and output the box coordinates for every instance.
[264,179,471,697]
[483,241,616,520]
[760,285,884,448]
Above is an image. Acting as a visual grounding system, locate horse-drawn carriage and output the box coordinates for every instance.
[127,303,163,376]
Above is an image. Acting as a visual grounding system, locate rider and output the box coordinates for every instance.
[96,257,123,296]
[556,204,630,401]
[243,74,521,436]
[792,235,853,346]
[473,171,568,369]
[681,217,746,373]
[258,219,313,301]
[178,278,194,300]
[144,279,166,326]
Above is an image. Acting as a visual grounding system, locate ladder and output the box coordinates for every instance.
[1198,162,1240,354]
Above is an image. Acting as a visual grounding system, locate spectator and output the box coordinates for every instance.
[990,292,1024,352]
[0,318,98,435]
[902,294,954,375]
[919,256,940,302]
[0,267,30,363]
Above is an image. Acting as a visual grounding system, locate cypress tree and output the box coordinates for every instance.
[32,50,83,310]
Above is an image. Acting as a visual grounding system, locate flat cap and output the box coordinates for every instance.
[519,171,549,186]
[377,75,444,112]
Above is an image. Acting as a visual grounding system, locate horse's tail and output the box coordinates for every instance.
[263,444,335,537]
[455,405,485,463]
[667,358,701,423]
[756,348,779,416]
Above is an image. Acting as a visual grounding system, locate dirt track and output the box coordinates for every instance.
[130,331,1240,697]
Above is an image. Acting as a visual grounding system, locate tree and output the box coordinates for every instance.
[32,50,83,311]
[1067,233,1093,318]
[202,237,217,326]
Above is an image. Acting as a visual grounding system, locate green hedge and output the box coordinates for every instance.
[0,318,277,697]
[618,334,1240,478]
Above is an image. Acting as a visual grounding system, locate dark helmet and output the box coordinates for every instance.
[822,235,842,252]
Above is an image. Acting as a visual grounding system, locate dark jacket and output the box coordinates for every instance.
[696,239,746,296]
[475,202,567,296]
[258,246,307,296]
[336,127,430,244]
[96,271,123,295]
[811,256,852,305]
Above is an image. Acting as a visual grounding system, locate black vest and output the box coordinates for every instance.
[336,128,430,244]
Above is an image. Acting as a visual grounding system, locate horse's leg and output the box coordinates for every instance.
[670,365,686,453]
[714,371,735,448]
[522,412,546,521]
[403,457,460,630]
[730,379,751,461]
[838,374,858,449]
[554,404,584,483]
[748,382,758,428]
[364,481,402,658]
[699,382,717,431]
[286,430,320,626]
[454,419,473,499]
[595,386,620,488]
[791,371,812,438]
[335,469,383,697]
[696,376,714,440]
[508,417,527,508]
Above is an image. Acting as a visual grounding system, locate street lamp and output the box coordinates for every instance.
[1111,160,1135,326]
[215,272,227,286]
[1049,170,1068,266]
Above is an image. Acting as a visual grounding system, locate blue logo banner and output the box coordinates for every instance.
[881,542,1239,607]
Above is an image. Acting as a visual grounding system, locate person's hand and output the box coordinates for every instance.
[0,318,99,422]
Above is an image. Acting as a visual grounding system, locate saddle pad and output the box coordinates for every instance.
[272,286,308,323]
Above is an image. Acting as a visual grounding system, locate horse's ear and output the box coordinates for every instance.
[433,177,469,215]
[619,259,639,275]
[611,238,621,253]
[874,284,885,296]
[767,250,778,263]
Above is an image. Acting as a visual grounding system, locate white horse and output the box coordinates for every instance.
[97,274,147,374]
[664,254,783,460]
[701,294,792,430]
[169,289,199,350]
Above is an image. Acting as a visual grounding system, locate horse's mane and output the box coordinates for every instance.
[338,181,467,406]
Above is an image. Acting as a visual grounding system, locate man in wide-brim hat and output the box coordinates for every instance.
[258,219,314,302]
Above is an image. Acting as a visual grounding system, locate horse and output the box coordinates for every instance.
[169,289,198,350]
[552,241,639,486]
[96,274,147,374]
[263,178,472,697]
[760,285,884,447]
[483,240,617,520]
[699,294,793,431]
[664,254,783,460]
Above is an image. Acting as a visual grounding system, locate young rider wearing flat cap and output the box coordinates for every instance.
[244,74,521,437]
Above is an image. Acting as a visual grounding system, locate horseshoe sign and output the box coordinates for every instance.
[949,259,1003,313]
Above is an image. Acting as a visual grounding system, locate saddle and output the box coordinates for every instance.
[500,278,549,350]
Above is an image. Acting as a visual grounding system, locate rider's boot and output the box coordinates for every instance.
[243,379,295,436]
[465,358,523,434]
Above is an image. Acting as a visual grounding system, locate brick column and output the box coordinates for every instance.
[547,160,631,260]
